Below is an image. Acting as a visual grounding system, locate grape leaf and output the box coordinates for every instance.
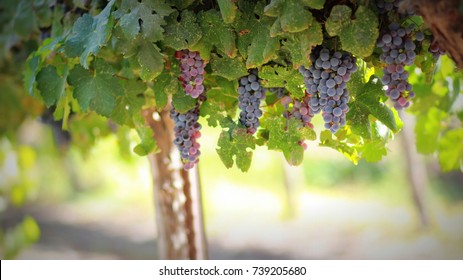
[67,64,124,117]
[282,24,323,68]
[172,92,197,114]
[133,113,157,156]
[217,0,237,24]
[193,10,236,60]
[64,0,116,68]
[264,116,316,166]
[118,0,173,41]
[319,130,360,164]
[325,5,351,35]
[301,0,325,9]
[415,108,446,155]
[12,0,38,37]
[259,65,305,98]
[111,79,147,126]
[236,2,279,68]
[23,55,40,95]
[264,0,317,33]
[326,5,378,58]
[36,65,67,107]
[438,129,463,172]
[201,76,238,127]
[24,38,63,95]
[152,72,179,110]
[216,127,255,172]
[210,54,248,81]
[361,139,387,162]
[347,74,398,139]
[163,10,202,50]
[137,39,164,81]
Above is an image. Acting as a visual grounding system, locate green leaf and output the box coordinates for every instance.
[415,108,446,155]
[438,129,463,172]
[259,65,305,98]
[111,79,147,126]
[347,74,398,139]
[216,127,256,172]
[12,0,38,37]
[36,65,68,107]
[264,116,315,166]
[64,0,116,68]
[118,0,173,41]
[137,39,164,81]
[319,130,360,164]
[236,2,279,68]
[326,5,378,58]
[68,64,124,117]
[282,24,323,68]
[210,54,248,81]
[325,5,351,36]
[23,55,40,95]
[133,114,157,156]
[152,72,179,110]
[301,0,325,9]
[264,0,316,33]
[193,10,236,60]
[217,0,237,24]
[23,38,63,96]
[172,92,197,114]
[361,139,387,162]
[163,10,202,50]
[201,76,238,127]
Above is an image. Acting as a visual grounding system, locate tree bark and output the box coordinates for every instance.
[402,0,463,68]
[281,157,301,218]
[399,112,429,229]
[143,109,208,259]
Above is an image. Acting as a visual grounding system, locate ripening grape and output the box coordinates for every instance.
[175,49,206,99]
[268,87,314,128]
[376,0,400,14]
[299,47,357,134]
[170,104,202,170]
[377,22,417,109]
[285,93,315,128]
[429,39,446,60]
[376,0,415,16]
[237,69,265,134]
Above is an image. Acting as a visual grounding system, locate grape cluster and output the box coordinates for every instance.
[175,49,206,99]
[267,87,314,128]
[376,0,400,14]
[282,93,314,128]
[237,70,265,134]
[170,104,202,170]
[376,0,414,16]
[299,47,357,134]
[267,87,311,149]
[429,40,445,60]
[377,22,417,109]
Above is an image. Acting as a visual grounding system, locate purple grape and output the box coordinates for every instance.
[170,104,202,170]
[175,50,206,99]
[299,47,357,133]
[377,20,417,109]
[238,69,265,134]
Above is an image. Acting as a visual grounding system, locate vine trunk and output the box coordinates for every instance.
[144,109,208,259]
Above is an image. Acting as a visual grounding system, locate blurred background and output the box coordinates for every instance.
[1,112,462,260]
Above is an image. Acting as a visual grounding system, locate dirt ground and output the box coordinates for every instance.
[6,188,463,260]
